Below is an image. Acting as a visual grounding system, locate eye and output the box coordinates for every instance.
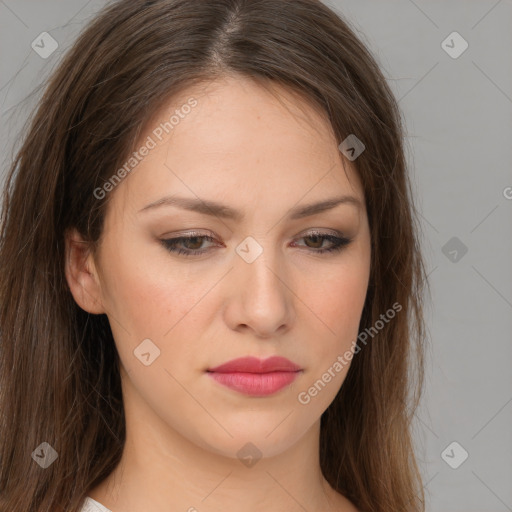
[160,230,352,257]
[160,233,217,256]
[292,230,352,254]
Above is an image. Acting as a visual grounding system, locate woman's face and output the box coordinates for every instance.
[71,75,371,459]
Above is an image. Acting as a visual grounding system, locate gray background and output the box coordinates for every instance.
[1,1,511,511]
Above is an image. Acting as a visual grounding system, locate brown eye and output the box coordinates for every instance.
[161,231,352,257]
[303,234,325,249]
[160,234,217,256]
[293,232,352,254]
[181,236,204,250]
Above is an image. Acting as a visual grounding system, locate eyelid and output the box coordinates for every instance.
[160,228,353,258]
[166,227,345,239]
[298,227,342,237]
[166,229,217,237]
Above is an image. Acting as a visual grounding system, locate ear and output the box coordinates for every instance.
[64,227,105,314]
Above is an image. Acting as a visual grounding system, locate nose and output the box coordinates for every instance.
[223,243,295,338]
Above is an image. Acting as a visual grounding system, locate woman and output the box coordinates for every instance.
[0,1,429,511]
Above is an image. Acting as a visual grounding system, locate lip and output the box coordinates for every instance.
[207,356,302,396]
[208,356,301,373]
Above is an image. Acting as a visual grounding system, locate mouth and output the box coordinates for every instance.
[206,356,303,397]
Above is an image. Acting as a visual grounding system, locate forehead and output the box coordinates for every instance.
[142,74,339,159]
[110,75,365,219]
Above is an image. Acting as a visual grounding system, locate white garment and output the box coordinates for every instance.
[80,496,112,512]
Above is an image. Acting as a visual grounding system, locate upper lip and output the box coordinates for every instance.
[207,356,301,373]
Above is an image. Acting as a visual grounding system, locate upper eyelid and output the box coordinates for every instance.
[162,231,350,248]
[165,228,345,239]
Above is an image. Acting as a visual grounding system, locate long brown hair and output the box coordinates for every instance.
[0,1,429,511]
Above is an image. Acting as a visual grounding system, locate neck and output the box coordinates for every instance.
[89,367,355,512]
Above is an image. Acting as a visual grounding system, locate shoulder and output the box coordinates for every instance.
[80,496,112,512]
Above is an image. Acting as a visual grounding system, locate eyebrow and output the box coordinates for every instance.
[138,194,361,221]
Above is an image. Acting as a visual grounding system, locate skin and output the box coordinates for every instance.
[65,75,370,512]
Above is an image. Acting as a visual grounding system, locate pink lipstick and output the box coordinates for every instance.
[206,356,302,396]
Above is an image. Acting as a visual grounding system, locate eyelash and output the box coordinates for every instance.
[160,231,352,257]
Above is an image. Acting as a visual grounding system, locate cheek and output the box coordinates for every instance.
[101,248,219,364]
[100,240,187,322]
[307,265,368,333]
[106,261,169,326]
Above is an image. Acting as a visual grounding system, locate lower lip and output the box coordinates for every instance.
[207,371,301,396]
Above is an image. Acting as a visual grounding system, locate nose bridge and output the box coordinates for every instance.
[231,235,293,333]
[238,236,284,300]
